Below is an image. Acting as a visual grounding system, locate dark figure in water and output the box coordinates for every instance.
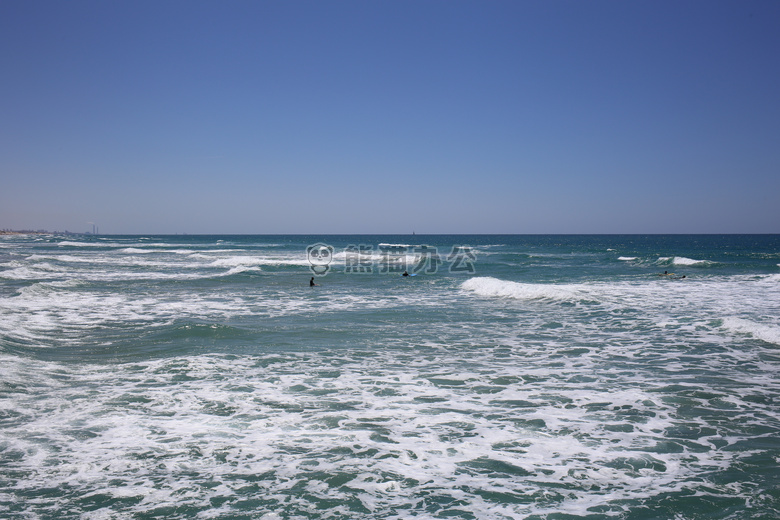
[310,277,317,287]
[402,271,409,277]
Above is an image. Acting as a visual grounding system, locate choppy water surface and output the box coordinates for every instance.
[1,234,779,519]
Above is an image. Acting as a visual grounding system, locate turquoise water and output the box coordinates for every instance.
[1,234,779,519]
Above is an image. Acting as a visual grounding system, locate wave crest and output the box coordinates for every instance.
[461,277,591,303]
[658,257,715,267]
[721,317,780,346]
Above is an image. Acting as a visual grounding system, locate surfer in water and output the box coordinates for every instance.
[310,277,318,287]
[402,271,409,277]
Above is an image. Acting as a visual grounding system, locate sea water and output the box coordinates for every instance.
[1,234,779,520]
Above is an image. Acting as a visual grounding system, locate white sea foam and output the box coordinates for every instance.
[19,249,311,281]
[3,235,779,518]
[57,241,108,247]
[221,265,263,276]
[120,247,206,255]
[210,255,308,267]
[674,256,712,266]
[120,247,154,254]
[658,256,715,266]
[210,256,265,267]
[461,277,591,303]
[332,250,421,267]
[722,317,780,346]
[0,346,761,519]
[0,262,68,280]
[0,276,448,347]
[377,243,417,248]
[618,256,637,261]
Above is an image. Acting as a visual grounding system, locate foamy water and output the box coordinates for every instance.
[2,234,779,519]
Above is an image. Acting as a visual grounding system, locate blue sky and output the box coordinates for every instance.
[2,0,779,234]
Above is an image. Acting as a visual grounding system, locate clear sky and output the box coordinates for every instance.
[2,0,779,234]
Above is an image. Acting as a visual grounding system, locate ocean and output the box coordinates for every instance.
[1,234,779,520]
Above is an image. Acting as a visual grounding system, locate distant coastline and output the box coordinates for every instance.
[0,230,77,236]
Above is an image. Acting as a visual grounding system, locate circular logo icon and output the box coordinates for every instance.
[307,243,334,275]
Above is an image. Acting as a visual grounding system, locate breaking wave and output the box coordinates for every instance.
[721,317,780,346]
[460,276,592,303]
[658,256,717,267]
